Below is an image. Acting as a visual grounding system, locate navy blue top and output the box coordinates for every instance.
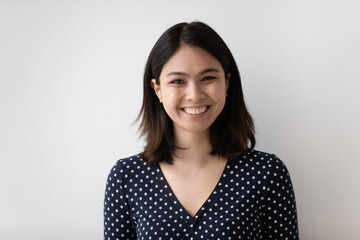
[104,149,299,239]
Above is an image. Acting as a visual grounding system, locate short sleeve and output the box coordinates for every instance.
[104,161,136,240]
[262,156,299,239]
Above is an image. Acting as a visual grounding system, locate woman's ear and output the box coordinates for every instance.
[151,79,162,103]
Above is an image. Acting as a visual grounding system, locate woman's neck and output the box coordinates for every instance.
[172,129,215,167]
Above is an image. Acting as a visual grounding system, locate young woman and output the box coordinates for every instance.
[104,21,299,240]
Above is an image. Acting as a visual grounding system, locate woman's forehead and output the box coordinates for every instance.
[161,45,224,76]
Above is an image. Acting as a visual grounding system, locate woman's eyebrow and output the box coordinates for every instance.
[166,68,219,77]
[199,68,219,75]
[166,71,188,77]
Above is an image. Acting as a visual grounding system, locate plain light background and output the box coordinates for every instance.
[1,0,359,239]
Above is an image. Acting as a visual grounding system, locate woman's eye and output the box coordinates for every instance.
[170,79,184,84]
[202,76,216,81]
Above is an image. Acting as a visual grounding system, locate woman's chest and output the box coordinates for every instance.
[125,169,266,239]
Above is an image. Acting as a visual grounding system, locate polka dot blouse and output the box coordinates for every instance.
[104,149,299,239]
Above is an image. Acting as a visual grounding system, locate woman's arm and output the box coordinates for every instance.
[104,161,136,240]
[262,156,300,239]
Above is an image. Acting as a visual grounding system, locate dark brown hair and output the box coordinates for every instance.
[137,21,255,164]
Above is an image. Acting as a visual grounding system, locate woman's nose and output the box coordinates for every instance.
[185,82,205,102]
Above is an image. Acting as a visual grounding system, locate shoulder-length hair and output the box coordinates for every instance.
[137,21,255,164]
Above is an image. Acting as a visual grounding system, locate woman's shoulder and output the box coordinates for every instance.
[228,149,294,190]
[113,153,145,166]
[107,153,155,179]
[231,149,290,173]
[234,148,278,160]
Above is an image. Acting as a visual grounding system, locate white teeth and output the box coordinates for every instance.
[183,106,208,115]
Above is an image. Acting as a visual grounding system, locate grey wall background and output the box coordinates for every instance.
[1,0,359,239]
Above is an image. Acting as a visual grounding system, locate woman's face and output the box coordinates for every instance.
[152,45,229,137]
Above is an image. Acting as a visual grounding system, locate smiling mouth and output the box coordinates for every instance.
[182,106,209,115]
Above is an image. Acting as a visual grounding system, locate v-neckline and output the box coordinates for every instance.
[153,159,232,221]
